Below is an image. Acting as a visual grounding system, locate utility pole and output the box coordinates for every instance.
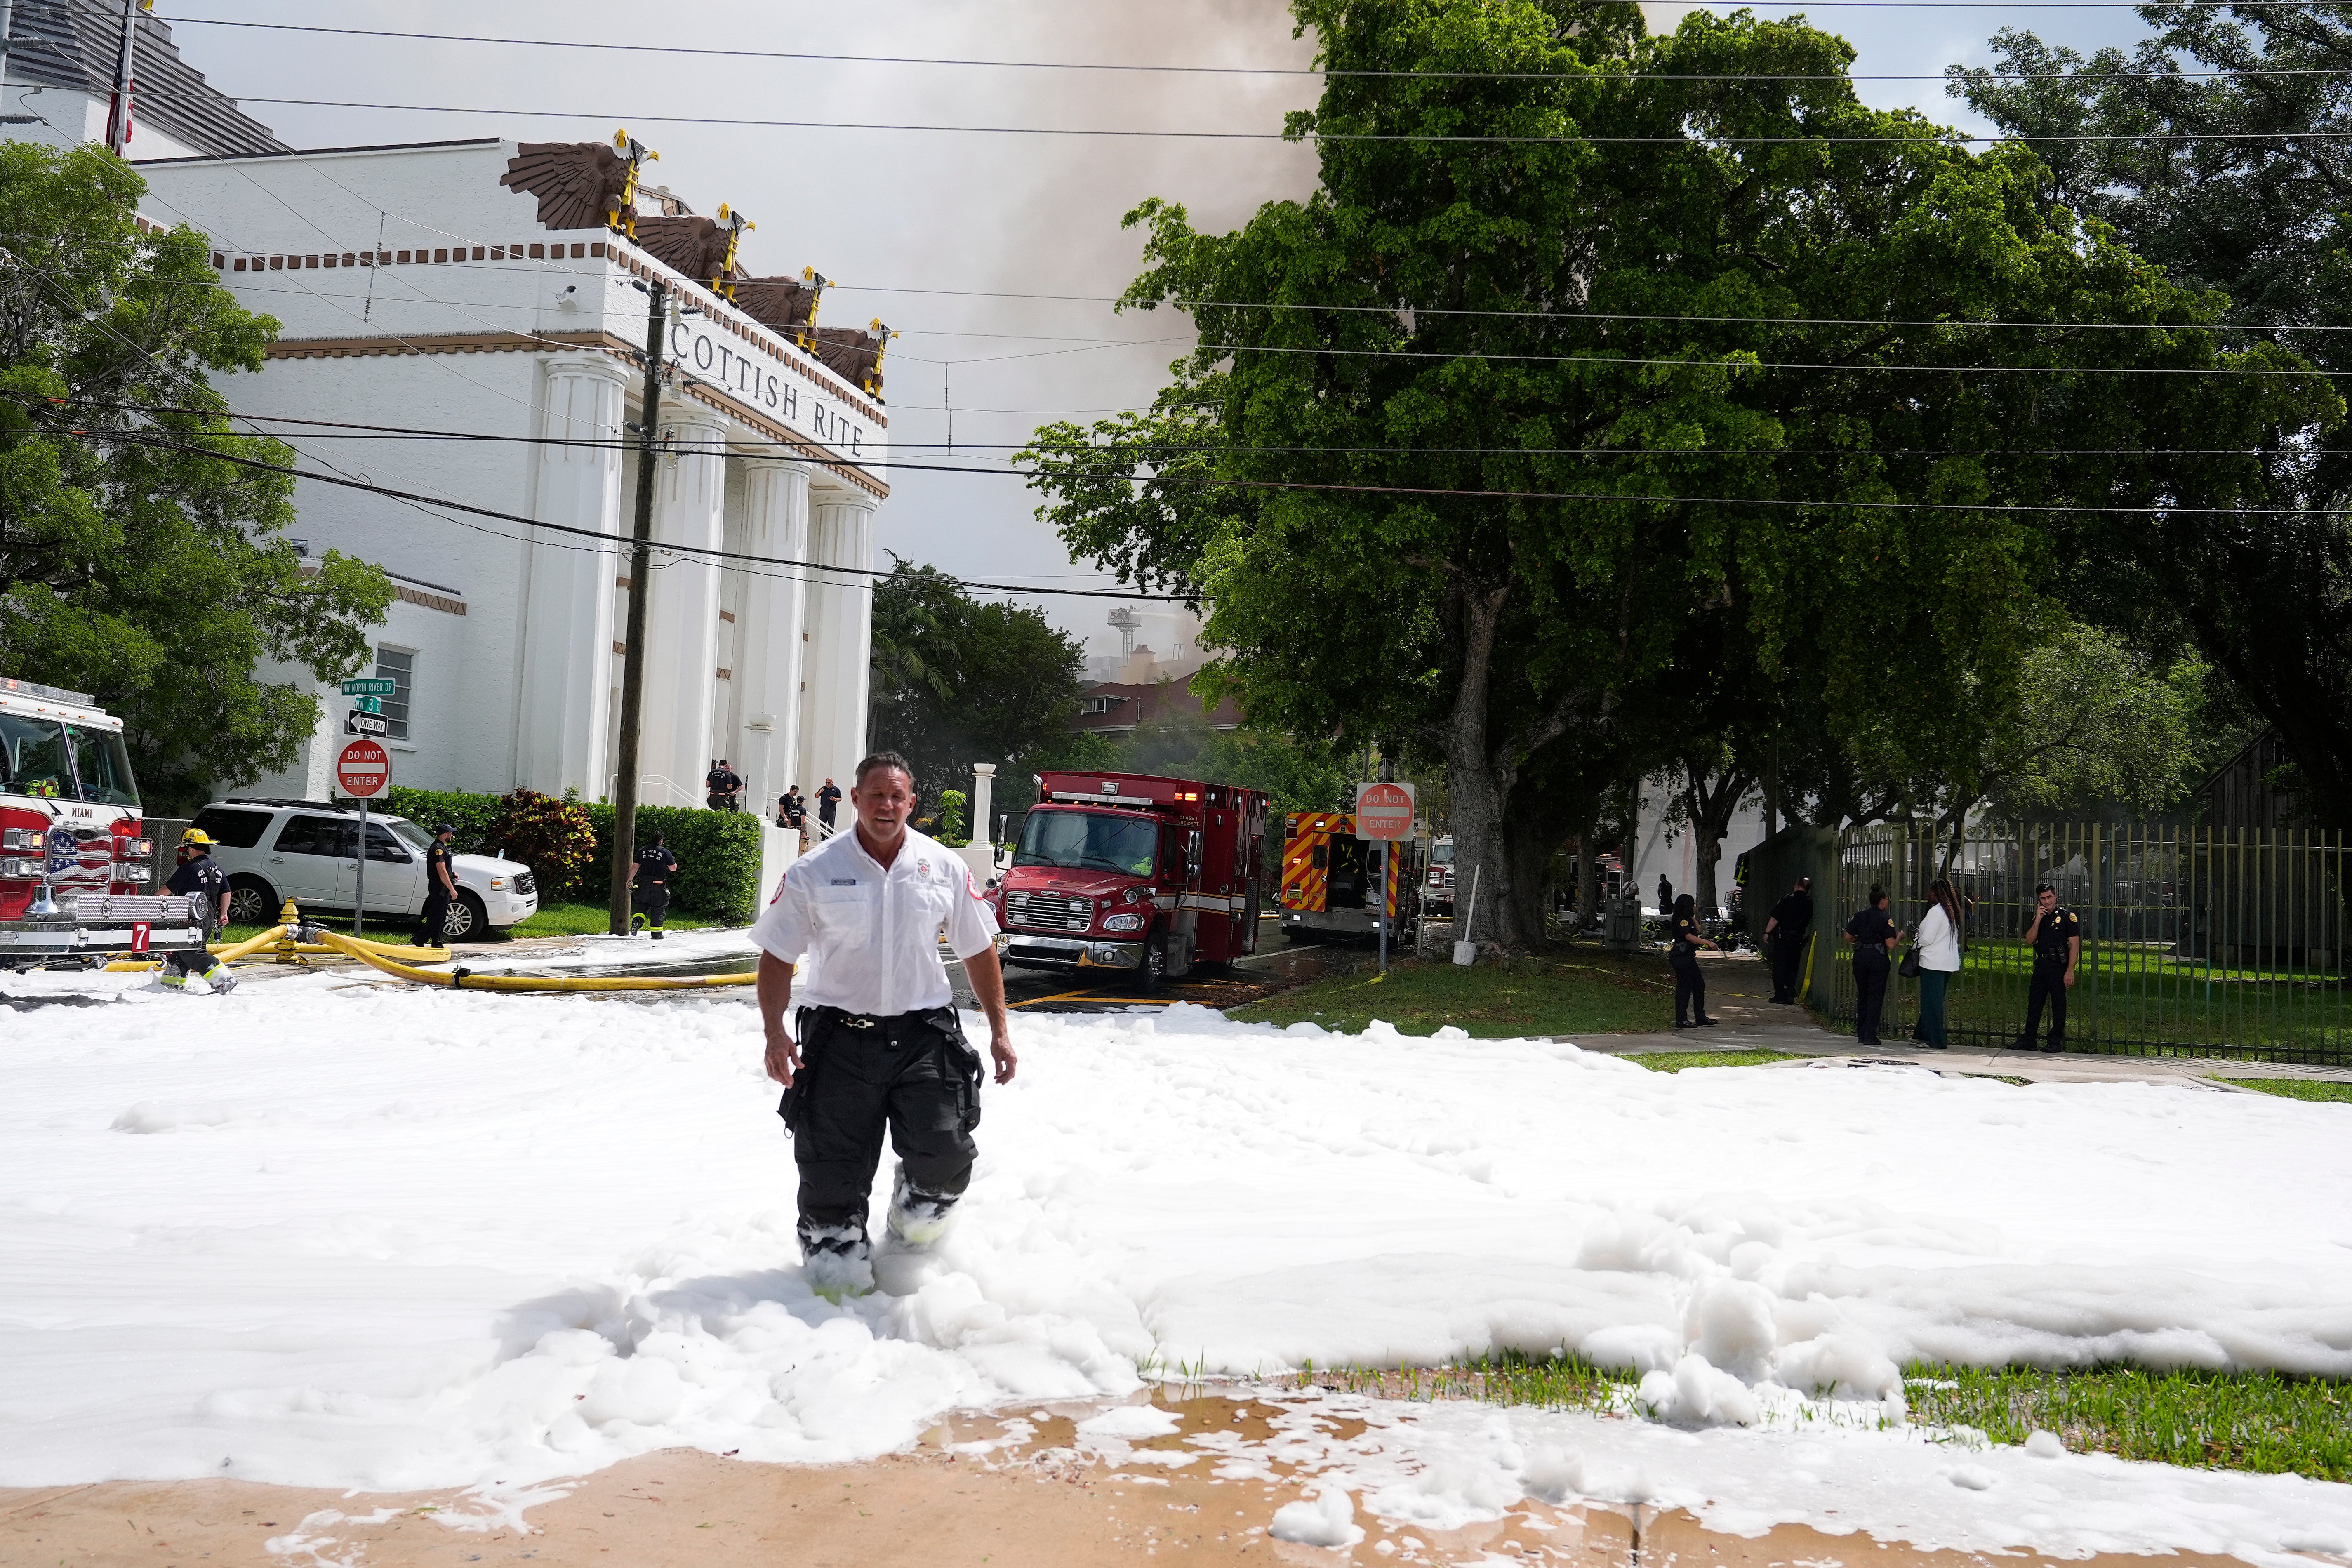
[104,0,147,155]
[607,278,669,935]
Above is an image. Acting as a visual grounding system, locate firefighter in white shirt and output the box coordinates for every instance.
[753,750,1016,1301]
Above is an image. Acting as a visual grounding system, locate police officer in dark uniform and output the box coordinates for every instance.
[160,828,236,993]
[705,759,743,811]
[631,830,680,939]
[413,823,458,947]
[2018,881,2082,1052]
[1843,884,1900,1046]
[816,777,842,834]
[1669,892,1722,1028]
[1762,876,1814,1004]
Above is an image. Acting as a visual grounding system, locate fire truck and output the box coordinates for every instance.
[988,770,1269,986]
[1278,812,1423,945]
[0,676,206,970]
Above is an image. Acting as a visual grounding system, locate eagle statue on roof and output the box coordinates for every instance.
[500,141,634,232]
[736,275,822,334]
[811,324,891,396]
[630,216,742,291]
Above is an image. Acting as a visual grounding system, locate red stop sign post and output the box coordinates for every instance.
[1354,781,1417,974]
[336,739,393,938]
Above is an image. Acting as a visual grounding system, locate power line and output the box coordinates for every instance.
[150,17,2352,82]
[18,394,2333,522]
[226,97,2352,144]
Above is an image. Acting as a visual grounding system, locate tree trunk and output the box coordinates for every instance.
[1432,582,1539,948]
[1574,829,1600,928]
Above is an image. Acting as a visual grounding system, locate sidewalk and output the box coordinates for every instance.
[1578,950,2352,1088]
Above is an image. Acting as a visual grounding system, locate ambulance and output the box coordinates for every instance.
[988,770,1270,986]
[1278,812,1424,945]
[0,676,207,969]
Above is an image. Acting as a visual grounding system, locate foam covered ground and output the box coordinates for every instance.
[5,970,2350,1560]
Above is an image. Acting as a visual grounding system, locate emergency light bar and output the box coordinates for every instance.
[0,676,96,706]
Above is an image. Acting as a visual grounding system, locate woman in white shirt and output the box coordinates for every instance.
[1912,876,1965,1049]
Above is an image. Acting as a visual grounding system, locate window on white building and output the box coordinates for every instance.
[375,646,414,740]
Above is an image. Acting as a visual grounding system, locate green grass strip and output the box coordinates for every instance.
[1904,1363,2352,1481]
[2212,1077,2352,1104]
[1308,1353,2352,1482]
[1625,1049,1803,1073]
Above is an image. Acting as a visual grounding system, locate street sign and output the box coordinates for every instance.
[1354,781,1415,841]
[336,738,391,799]
[344,708,389,737]
[341,677,397,697]
[350,695,382,714]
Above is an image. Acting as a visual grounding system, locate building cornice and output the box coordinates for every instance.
[264,328,888,500]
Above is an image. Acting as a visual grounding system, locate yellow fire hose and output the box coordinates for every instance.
[105,925,450,971]
[304,925,756,993]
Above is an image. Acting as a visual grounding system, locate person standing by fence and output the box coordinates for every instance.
[2017,883,2081,1053]
[1669,892,1723,1028]
[1763,876,1813,1004]
[1911,877,1964,1049]
[1844,885,1900,1046]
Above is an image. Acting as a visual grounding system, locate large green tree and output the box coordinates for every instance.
[1,142,390,812]
[867,558,1091,816]
[1952,3,2352,824]
[1023,0,2330,943]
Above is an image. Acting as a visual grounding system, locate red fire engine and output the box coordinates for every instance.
[1,676,206,970]
[988,770,1270,986]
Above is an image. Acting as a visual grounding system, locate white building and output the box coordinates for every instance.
[7,6,885,889]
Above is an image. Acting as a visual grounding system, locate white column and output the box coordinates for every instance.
[956,762,998,887]
[736,456,812,890]
[516,352,629,796]
[636,405,730,807]
[798,489,879,808]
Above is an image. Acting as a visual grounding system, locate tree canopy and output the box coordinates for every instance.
[1022,0,2336,943]
[0,141,391,813]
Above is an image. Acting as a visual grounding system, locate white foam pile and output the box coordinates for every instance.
[5,971,2351,1561]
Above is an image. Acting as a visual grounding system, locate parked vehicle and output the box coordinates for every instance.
[1424,834,1455,917]
[1279,812,1423,945]
[190,799,539,938]
[987,771,1269,986]
[1,676,209,969]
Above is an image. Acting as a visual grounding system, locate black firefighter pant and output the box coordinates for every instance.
[1853,950,1891,1044]
[635,883,670,932]
[2021,959,2069,1050]
[1671,954,1707,1025]
[414,888,451,946]
[1769,931,1807,1003]
[779,1006,980,1255]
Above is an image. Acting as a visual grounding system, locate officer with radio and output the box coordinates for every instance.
[2017,882,2082,1052]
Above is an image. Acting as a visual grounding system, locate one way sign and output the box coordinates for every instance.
[344,707,389,737]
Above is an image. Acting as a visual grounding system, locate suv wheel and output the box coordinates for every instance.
[442,890,487,942]
[225,876,278,925]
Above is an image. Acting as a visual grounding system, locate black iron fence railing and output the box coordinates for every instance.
[1816,821,2350,1064]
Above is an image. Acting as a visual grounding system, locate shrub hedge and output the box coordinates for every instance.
[377,787,763,923]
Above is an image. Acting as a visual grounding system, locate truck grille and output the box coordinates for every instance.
[62,895,196,922]
[515,871,537,895]
[1005,892,1093,932]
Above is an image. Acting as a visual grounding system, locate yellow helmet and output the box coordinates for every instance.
[177,828,214,849]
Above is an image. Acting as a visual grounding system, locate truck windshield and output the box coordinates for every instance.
[0,715,73,799]
[1432,840,1454,865]
[1015,810,1158,876]
[64,724,139,807]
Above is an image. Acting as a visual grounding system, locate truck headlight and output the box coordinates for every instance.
[1,857,37,878]
[1102,913,1144,932]
[0,829,42,851]
[126,838,154,859]
[489,878,507,889]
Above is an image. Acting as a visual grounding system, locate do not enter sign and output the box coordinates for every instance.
[1355,781,1415,841]
[337,737,392,799]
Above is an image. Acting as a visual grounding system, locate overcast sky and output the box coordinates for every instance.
[156,0,2154,663]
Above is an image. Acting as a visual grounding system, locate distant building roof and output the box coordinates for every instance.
[1070,680,1242,737]
[6,0,287,158]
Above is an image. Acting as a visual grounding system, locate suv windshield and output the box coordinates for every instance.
[1014,809,1159,876]
[64,724,139,807]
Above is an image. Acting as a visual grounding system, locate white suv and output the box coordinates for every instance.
[190,799,539,939]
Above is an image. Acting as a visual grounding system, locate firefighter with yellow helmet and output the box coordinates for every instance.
[160,828,237,994]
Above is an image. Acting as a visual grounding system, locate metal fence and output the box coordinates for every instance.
[1822,821,2351,1063]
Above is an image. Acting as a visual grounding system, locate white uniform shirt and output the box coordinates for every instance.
[751,824,998,1016]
